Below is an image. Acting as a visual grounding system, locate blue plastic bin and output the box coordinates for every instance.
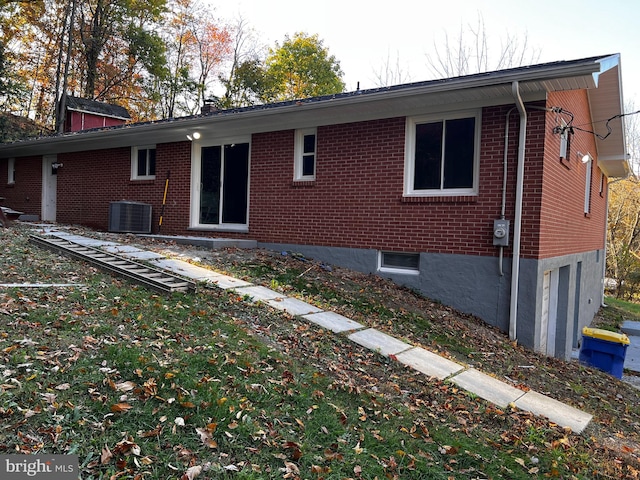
[579,327,630,378]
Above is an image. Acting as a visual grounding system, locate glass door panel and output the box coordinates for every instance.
[200,146,221,224]
[222,143,249,224]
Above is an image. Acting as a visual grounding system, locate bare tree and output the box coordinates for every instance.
[624,100,640,176]
[217,15,267,108]
[606,100,640,298]
[372,49,412,88]
[426,13,541,78]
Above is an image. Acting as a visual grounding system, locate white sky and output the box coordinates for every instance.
[208,0,639,107]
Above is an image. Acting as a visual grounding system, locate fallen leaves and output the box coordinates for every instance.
[2,226,640,479]
[110,402,133,413]
[196,424,218,449]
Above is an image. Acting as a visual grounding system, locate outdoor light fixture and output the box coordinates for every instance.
[186,132,201,141]
[576,151,592,163]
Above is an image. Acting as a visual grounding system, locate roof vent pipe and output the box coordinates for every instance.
[509,81,527,342]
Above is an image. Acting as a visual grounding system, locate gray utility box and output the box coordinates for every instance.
[493,219,510,246]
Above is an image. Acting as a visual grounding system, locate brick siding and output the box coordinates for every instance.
[0,156,42,215]
[0,90,606,261]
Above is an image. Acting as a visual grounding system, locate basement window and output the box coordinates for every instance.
[378,251,420,275]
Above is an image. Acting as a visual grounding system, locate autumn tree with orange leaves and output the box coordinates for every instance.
[606,101,640,299]
[0,0,233,126]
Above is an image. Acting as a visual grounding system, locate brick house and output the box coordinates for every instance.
[0,54,629,359]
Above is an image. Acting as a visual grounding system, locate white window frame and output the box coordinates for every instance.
[189,135,251,233]
[294,128,317,181]
[7,158,15,184]
[584,153,593,214]
[377,251,420,276]
[559,120,570,161]
[131,145,156,180]
[404,109,481,197]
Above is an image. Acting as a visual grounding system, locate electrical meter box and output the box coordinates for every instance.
[493,219,510,246]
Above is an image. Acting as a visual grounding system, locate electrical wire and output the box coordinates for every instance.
[553,107,640,140]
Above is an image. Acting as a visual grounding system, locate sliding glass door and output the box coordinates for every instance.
[198,142,249,227]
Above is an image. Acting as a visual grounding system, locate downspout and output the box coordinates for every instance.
[509,81,527,341]
[602,181,611,307]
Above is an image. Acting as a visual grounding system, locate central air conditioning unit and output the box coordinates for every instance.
[109,201,152,233]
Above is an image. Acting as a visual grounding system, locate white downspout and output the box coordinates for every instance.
[509,81,527,341]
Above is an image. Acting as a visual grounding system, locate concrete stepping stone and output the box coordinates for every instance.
[348,328,412,357]
[150,258,251,288]
[515,391,593,434]
[395,347,464,380]
[622,320,640,336]
[102,245,165,260]
[266,297,323,316]
[625,336,640,373]
[149,258,208,278]
[206,274,252,289]
[235,285,286,302]
[119,250,166,261]
[50,233,118,247]
[303,311,365,333]
[450,368,525,408]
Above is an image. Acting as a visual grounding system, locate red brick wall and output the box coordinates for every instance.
[0,156,42,216]
[55,142,192,230]
[537,90,606,258]
[248,107,546,257]
[1,92,604,262]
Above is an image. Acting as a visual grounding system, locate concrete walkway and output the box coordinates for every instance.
[37,227,594,434]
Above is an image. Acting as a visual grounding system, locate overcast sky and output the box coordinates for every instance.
[208,0,639,108]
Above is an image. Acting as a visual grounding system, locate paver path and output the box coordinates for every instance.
[39,227,594,434]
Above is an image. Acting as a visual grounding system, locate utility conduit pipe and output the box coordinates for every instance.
[499,107,517,276]
[509,81,527,342]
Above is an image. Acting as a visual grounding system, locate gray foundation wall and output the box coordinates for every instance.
[260,242,604,360]
[520,250,604,359]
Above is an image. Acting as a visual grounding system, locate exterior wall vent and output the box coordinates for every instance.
[109,201,152,233]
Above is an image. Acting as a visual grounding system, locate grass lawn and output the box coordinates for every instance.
[1,224,640,479]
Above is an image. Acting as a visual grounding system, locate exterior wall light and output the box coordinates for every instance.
[576,151,592,163]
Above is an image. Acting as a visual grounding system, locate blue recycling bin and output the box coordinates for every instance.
[579,327,630,379]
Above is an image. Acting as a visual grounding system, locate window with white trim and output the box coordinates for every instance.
[584,154,593,214]
[559,120,570,161]
[131,146,156,180]
[294,129,316,180]
[378,251,420,275]
[7,158,15,184]
[405,111,480,196]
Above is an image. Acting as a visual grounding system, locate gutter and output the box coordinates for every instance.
[509,81,527,341]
